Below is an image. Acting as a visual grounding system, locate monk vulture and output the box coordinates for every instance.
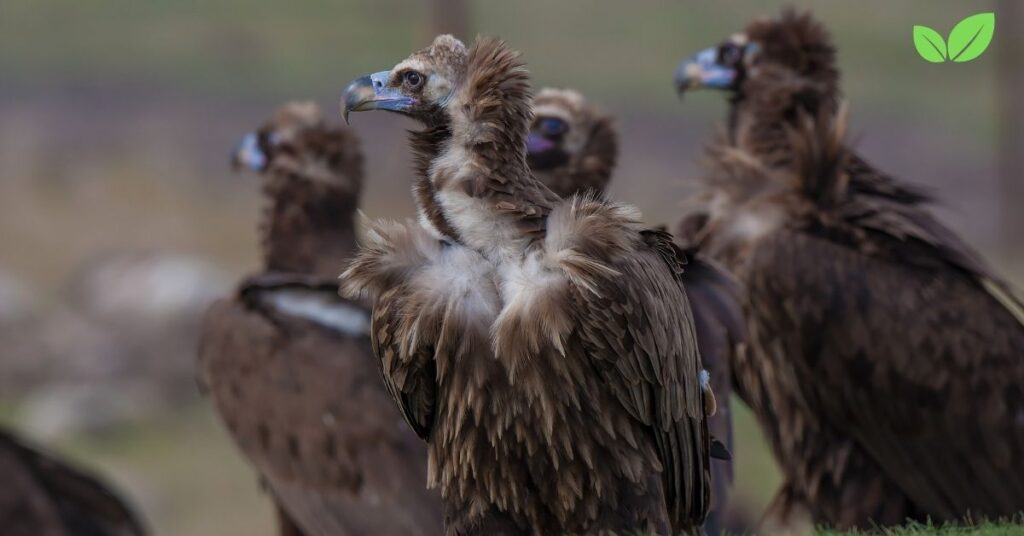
[341,36,713,535]
[0,427,146,536]
[527,87,744,536]
[675,9,1024,529]
[526,88,617,199]
[198,102,441,536]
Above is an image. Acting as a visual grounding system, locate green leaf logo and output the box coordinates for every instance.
[913,25,947,62]
[912,12,995,63]
[948,13,995,62]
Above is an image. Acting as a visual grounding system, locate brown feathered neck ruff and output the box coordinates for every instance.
[693,100,1002,288]
[450,37,533,175]
[723,103,852,210]
[733,65,832,169]
[788,103,850,207]
[407,123,464,243]
[743,9,839,98]
[729,9,840,166]
[530,88,618,198]
[682,106,848,267]
[428,37,560,259]
[261,124,364,277]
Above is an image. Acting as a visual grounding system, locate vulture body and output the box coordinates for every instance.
[676,9,1024,529]
[527,87,744,535]
[342,36,713,535]
[0,427,145,536]
[197,102,441,536]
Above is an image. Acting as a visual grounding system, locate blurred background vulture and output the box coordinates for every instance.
[526,87,744,536]
[675,9,1024,530]
[526,88,617,199]
[342,35,713,534]
[197,102,441,536]
[0,426,145,536]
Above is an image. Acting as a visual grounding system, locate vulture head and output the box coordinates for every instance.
[344,35,548,253]
[527,88,617,198]
[232,101,364,196]
[342,35,469,127]
[232,101,365,275]
[674,8,838,106]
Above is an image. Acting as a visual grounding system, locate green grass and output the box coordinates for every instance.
[816,518,1024,535]
[3,400,1023,535]
[729,398,782,516]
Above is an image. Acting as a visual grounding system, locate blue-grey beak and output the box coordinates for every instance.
[674,46,737,95]
[526,132,556,155]
[231,132,267,172]
[342,70,417,124]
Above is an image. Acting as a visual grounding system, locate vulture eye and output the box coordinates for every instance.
[403,71,424,89]
[720,43,744,66]
[537,117,568,136]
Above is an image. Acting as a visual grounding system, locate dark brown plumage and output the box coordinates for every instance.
[199,102,441,536]
[673,249,744,536]
[342,36,713,535]
[527,87,743,536]
[677,9,1024,529]
[0,427,145,536]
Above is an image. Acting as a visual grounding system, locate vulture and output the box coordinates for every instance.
[341,35,714,535]
[526,87,617,199]
[197,101,442,536]
[0,426,145,536]
[527,87,744,536]
[675,9,1024,529]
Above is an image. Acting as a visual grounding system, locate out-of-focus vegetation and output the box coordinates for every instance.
[0,1,1018,534]
[816,518,1024,536]
[0,1,1000,126]
[3,404,273,535]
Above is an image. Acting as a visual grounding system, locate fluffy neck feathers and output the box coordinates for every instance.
[729,65,837,171]
[450,38,532,166]
[427,37,558,260]
[408,124,463,243]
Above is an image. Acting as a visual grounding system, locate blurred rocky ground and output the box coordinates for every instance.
[0,252,230,438]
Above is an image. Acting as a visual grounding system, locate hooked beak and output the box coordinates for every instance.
[526,132,556,155]
[674,46,737,96]
[525,132,569,171]
[231,132,267,172]
[342,70,417,124]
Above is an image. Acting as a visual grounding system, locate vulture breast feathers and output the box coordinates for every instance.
[343,36,712,535]
[199,102,441,536]
[528,86,743,536]
[678,9,1024,528]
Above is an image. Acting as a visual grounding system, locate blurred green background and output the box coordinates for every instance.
[0,1,1019,534]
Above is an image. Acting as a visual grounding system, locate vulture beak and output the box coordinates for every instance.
[231,132,267,172]
[526,132,556,155]
[342,70,416,123]
[674,46,737,95]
